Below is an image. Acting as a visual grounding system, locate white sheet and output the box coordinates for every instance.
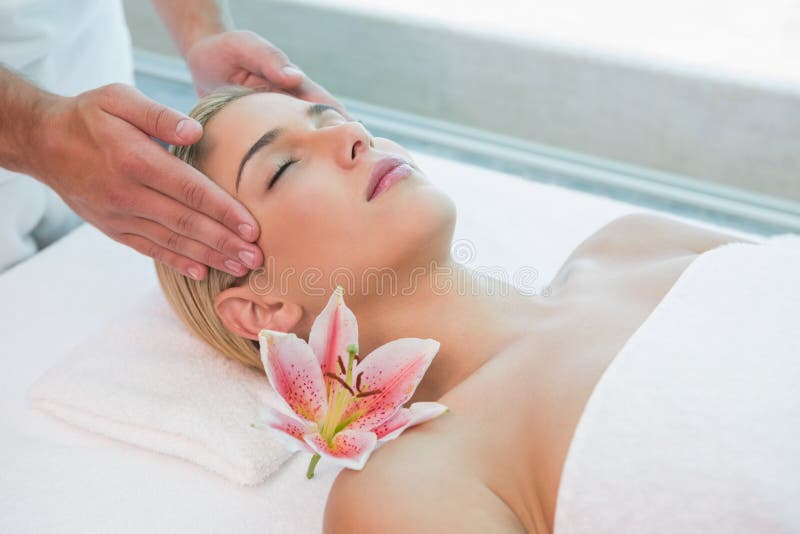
[554,234,800,533]
[0,151,760,532]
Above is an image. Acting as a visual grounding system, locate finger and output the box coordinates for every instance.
[129,188,262,271]
[100,83,203,146]
[229,41,352,120]
[135,142,262,243]
[131,217,251,277]
[279,64,306,86]
[116,232,208,281]
[235,34,306,90]
[291,78,354,120]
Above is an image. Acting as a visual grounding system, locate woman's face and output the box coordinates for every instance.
[200,91,456,312]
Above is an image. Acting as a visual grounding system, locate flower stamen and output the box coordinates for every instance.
[324,372,355,396]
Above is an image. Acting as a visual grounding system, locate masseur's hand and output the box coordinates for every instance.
[184,30,354,119]
[36,83,263,280]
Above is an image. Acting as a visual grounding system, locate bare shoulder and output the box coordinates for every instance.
[323,433,528,534]
[571,212,757,263]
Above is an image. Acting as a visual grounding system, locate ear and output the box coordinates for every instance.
[214,285,304,340]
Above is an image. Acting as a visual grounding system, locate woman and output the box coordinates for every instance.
[154,86,754,533]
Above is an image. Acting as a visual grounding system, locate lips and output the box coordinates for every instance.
[366,157,409,201]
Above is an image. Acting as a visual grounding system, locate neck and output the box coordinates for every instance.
[355,258,546,403]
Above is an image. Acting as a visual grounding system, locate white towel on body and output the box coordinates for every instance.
[554,233,800,534]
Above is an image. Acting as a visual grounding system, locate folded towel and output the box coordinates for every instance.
[27,287,294,486]
[554,233,800,533]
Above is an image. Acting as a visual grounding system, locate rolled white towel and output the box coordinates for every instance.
[27,288,294,486]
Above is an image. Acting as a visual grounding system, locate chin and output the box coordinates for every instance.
[382,183,457,269]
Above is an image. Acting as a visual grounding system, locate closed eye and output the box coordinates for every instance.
[266,115,360,190]
[268,158,296,189]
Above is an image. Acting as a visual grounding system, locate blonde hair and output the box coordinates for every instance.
[154,85,264,371]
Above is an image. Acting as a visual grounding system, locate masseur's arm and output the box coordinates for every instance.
[151,0,353,119]
[0,65,261,280]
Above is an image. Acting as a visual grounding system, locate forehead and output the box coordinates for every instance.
[200,92,307,189]
[205,91,306,146]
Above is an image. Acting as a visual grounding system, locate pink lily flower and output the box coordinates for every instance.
[253,285,449,479]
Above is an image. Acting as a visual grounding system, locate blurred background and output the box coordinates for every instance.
[125,0,800,234]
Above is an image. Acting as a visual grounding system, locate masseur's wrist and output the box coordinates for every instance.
[179,22,228,57]
[0,66,62,179]
[28,93,81,190]
[151,0,230,57]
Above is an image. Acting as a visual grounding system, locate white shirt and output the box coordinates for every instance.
[0,0,134,272]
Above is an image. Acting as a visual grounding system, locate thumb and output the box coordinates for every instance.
[279,64,305,85]
[102,84,202,145]
[246,43,305,89]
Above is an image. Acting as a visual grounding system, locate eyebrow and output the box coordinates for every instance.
[235,103,341,192]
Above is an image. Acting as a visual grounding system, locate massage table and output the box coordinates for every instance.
[0,151,762,532]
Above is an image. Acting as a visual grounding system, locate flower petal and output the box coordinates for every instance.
[342,338,441,432]
[303,429,378,471]
[372,401,450,443]
[308,286,359,376]
[371,407,412,442]
[252,404,318,454]
[259,329,328,422]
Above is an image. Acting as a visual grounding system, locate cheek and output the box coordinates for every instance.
[258,180,357,269]
[375,138,416,165]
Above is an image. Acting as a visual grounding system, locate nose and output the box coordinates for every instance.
[320,121,374,169]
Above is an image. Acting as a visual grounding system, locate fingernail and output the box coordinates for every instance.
[282,66,303,77]
[237,223,255,240]
[187,266,203,280]
[224,259,247,274]
[238,250,256,268]
[176,118,200,140]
